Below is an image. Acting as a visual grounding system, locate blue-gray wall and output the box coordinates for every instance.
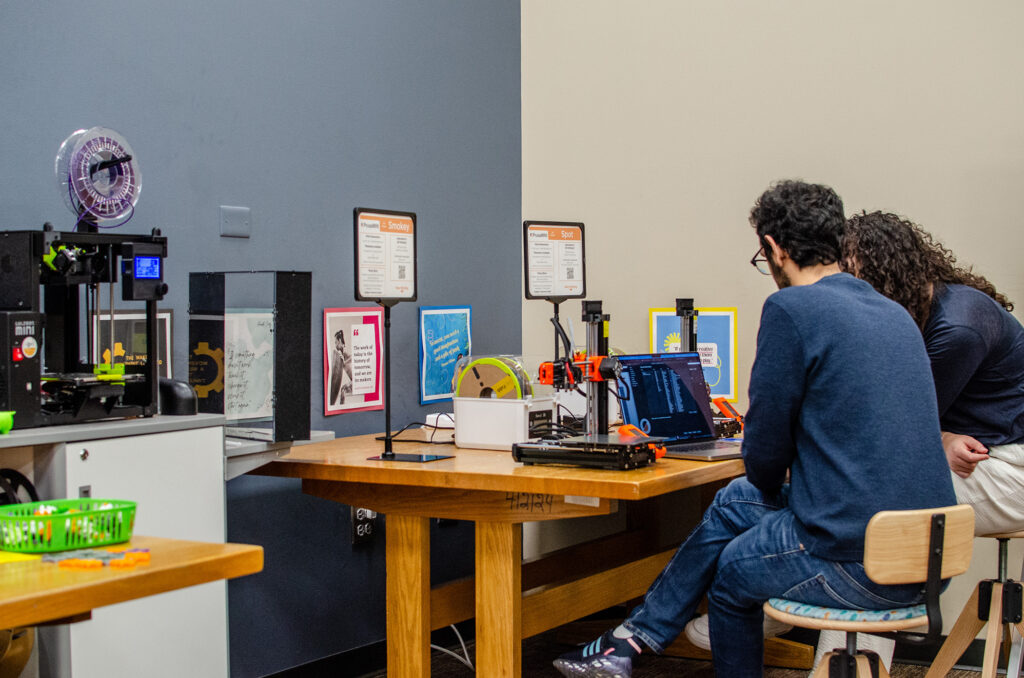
[1,2,521,675]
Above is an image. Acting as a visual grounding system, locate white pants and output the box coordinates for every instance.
[952,443,1024,536]
[812,444,1024,674]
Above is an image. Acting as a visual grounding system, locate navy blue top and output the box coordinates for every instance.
[742,273,957,561]
[923,283,1024,446]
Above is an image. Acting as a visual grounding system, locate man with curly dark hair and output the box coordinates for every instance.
[811,211,1024,674]
[553,182,956,678]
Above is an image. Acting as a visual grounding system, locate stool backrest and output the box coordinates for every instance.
[864,504,974,585]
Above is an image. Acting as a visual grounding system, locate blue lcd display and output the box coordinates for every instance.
[134,256,161,280]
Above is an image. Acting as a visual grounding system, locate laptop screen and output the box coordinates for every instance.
[617,352,717,443]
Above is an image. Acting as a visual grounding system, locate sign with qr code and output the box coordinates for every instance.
[523,221,586,301]
[354,207,417,303]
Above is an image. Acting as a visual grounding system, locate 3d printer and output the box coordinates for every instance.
[0,226,168,430]
[0,127,172,430]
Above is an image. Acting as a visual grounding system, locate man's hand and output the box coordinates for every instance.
[942,431,989,478]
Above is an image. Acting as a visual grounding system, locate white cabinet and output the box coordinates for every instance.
[33,424,227,678]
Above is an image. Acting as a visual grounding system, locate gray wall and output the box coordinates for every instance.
[1,1,522,675]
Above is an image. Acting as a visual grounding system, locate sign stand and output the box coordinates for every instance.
[675,298,698,353]
[354,207,451,463]
[523,220,587,367]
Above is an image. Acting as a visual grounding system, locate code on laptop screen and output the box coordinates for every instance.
[618,353,715,441]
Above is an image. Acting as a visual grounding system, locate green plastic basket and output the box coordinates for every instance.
[0,498,136,553]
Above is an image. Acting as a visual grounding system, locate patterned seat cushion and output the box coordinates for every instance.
[766,597,926,622]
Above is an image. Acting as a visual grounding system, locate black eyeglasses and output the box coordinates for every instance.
[750,247,771,276]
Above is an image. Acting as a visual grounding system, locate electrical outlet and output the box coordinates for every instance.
[351,506,377,545]
[219,205,251,238]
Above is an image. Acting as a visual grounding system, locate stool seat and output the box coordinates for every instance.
[769,505,974,677]
[979,530,1024,540]
[765,598,927,633]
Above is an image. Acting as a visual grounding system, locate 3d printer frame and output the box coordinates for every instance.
[0,226,168,430]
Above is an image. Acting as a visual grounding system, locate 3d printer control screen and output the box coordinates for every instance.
[134,256,161,279]
[617,353,715,440]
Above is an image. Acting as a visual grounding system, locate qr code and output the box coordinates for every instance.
[566,267,574,278]
[398,265,406,279]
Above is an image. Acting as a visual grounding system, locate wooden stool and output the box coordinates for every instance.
[764,505,975,678]
[0,628,33,678]
[925,530,1024,678]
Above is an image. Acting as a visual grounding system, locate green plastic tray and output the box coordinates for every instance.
[0,498,136,553]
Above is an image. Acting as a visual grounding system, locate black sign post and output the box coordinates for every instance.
[355,207,451,462]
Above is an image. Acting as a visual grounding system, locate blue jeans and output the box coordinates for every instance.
[622,478,924,677]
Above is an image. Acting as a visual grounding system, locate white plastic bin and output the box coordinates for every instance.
[452,396,553,450]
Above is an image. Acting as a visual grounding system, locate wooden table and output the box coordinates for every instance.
[255,432,751,677]
[0,535,264,629]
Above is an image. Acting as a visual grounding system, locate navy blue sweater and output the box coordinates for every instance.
[742,273,957,561]
[924,283,1024,446]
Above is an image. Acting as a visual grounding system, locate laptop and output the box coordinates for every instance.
[617,352,743,461]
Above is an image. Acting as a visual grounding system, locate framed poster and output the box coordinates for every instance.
[354,207,417,303]
[523,221,586,301]
[91,309,173,378]
[323,307,384,415]
[648,307,738,401]
[418,306,471,404]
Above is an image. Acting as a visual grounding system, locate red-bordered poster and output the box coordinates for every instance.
[323,307,384,415]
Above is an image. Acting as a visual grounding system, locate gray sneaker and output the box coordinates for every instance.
[684,613,793,651]
[553,631,635,677]
[553,653,632,678]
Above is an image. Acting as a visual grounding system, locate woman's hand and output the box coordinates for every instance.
[942,431,989,479]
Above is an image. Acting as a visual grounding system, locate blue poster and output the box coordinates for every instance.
[418,306,472,404]
[649,308,737,401]
[650,309,681,353]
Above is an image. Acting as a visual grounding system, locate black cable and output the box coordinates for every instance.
[425,415,455,444]
[529,416,581,441]
[556,403,583,426]
[613,375,632,403]
[374,421,456,445]
[531,432,573,441]
[529,423,578,437]
[433,412,456,427]
[550,316,573,358]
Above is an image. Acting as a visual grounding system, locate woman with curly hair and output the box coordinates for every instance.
[841,210,1022,515]
[814,211,1024,673]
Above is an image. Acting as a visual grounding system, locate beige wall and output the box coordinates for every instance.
[522,0,1024,636]
[523,0,1024,406]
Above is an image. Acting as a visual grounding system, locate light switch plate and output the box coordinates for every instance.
[220,205,251,238]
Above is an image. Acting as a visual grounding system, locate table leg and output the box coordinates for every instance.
[387,514,431,677]
[476,521,522,677]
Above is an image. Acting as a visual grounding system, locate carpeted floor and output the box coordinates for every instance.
[359,629,983,676]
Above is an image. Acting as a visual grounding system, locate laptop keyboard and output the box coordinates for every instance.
[666,440,736,452]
